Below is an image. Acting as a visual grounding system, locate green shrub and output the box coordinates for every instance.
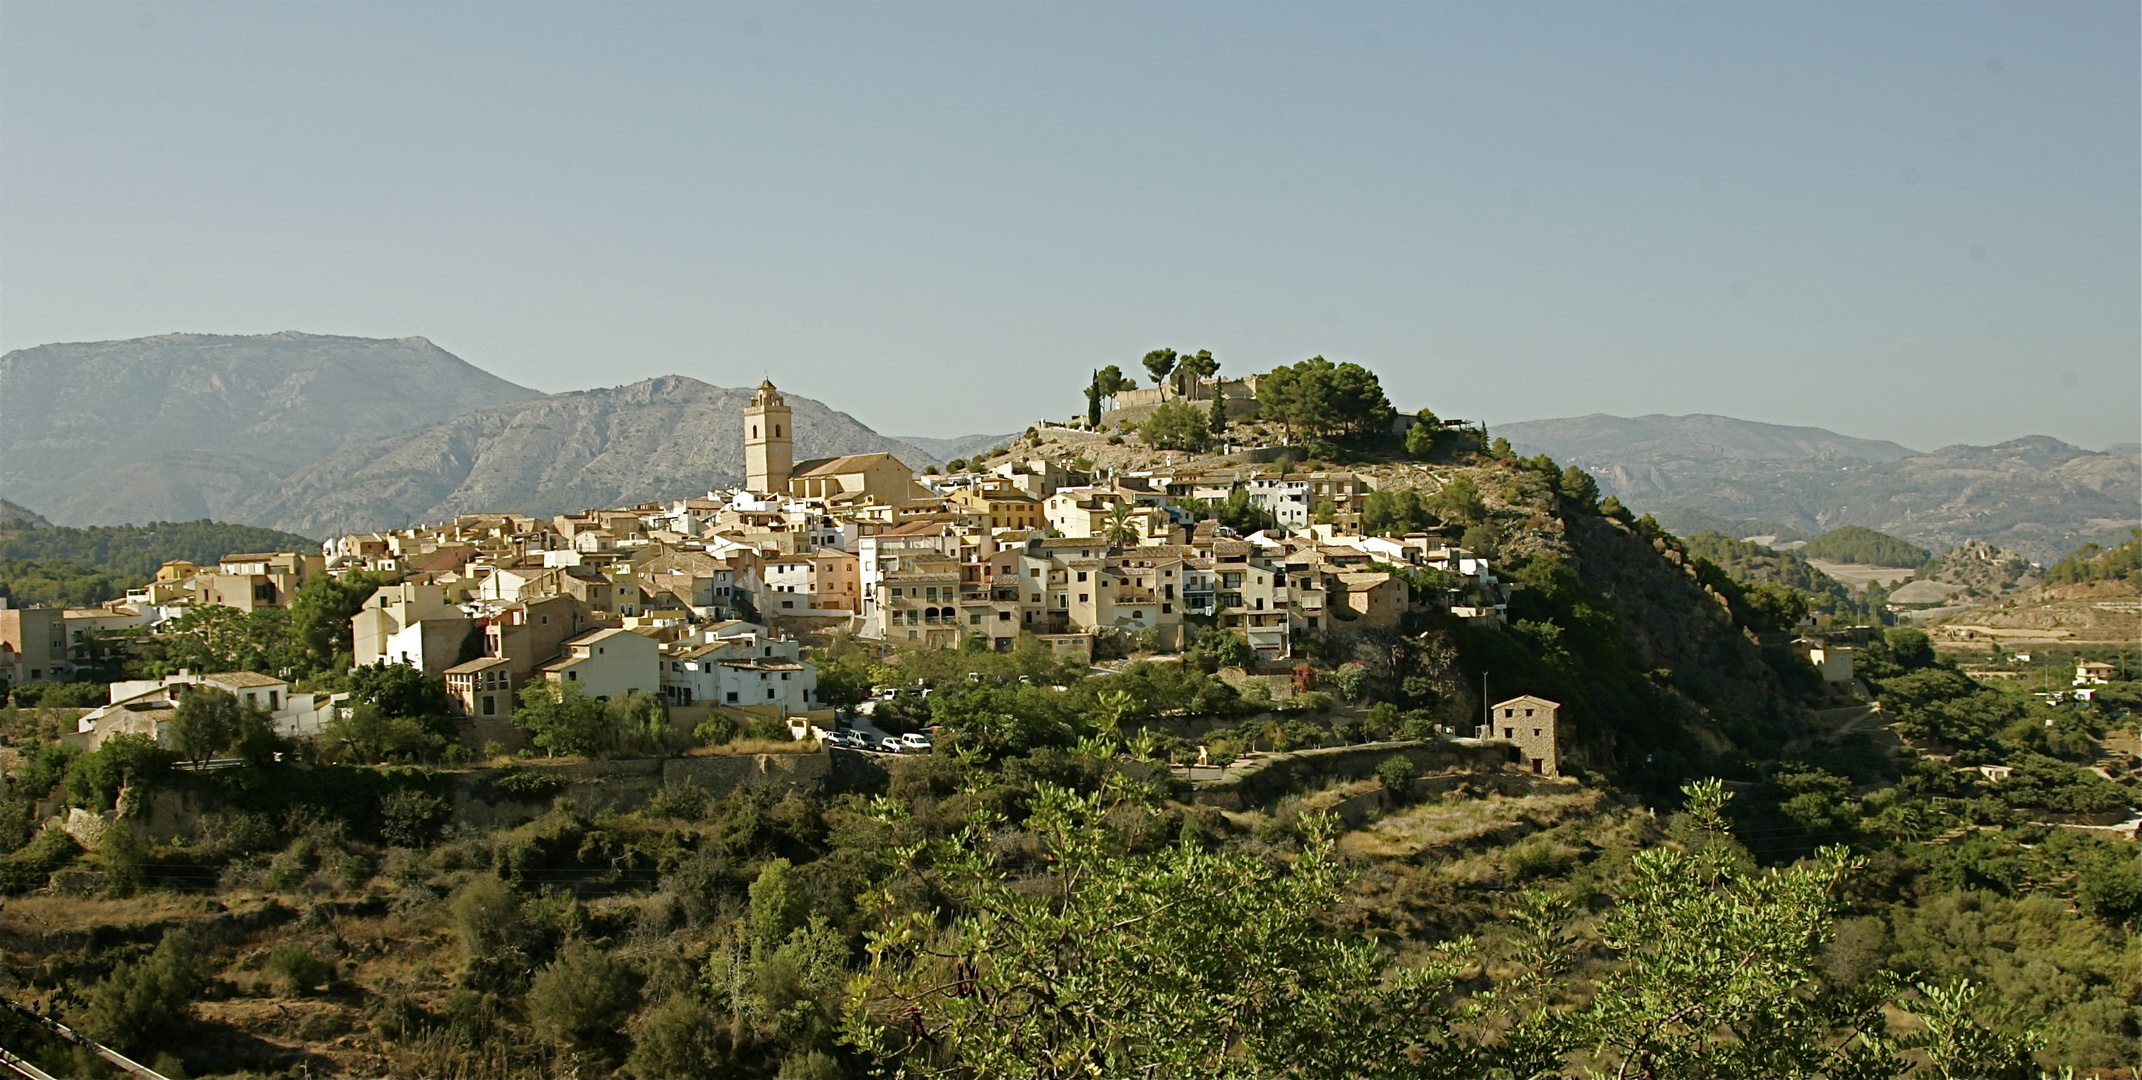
[0,829,79,894]
[100,823,147,897]
[379,787,449,848]
[1504,839,1557,882]
[81,929,198,1054]
[265,839,316,890]
[493,768,571,802]
[626,996,736,1078]
[1363,702,1401,740]
[693,713,739,746]
[264,941,334,994]
[526,940,637,1062]
[450,875,524,960]
[336,852,374,891]
[1375,755,1414,801]
[2076,847,2141,925]
[644,781,709,821]
[742,713,792,742]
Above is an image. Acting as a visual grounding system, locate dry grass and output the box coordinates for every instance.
[1338,789,1604,859]
[1804,559,1919,589]
[0,891,224,942]
[682,736,821,756]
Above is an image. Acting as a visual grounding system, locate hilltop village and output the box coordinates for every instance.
[29,374,1555,765]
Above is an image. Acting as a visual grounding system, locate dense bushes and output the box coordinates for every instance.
[513,684,680,759]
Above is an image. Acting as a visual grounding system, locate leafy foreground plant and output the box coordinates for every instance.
[842,773,2040,1079]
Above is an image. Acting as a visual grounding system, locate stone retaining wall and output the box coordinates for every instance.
[1189,739,1512,809]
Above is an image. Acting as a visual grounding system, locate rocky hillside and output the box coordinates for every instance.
[1500,413,2139,564]
[0,500,45,527]
[1332,462,1805,786]
[0,333,541,526]
[232,376,937,536]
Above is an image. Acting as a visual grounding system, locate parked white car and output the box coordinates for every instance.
[897,733,934,751]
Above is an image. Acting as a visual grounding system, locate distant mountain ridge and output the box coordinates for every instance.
[0,332,542,525]
[1496,414,2139,563]
[891,432,1025,462]
[232,376,940,537]
[1497,413,1920,465]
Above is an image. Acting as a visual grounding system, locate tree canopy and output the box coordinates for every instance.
[1254,356,1395,440]
[1139,400,1210,452]
[1800,526,1933,567]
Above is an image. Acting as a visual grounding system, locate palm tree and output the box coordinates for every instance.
[1101,504,1142,549]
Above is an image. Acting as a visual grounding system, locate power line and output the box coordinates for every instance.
[0,1046,55,1080]
[0,996,166,1080]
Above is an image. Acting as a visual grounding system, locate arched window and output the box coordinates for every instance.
[751,425,758,438]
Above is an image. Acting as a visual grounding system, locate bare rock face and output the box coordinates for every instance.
[233,376,936,537]
[0,332,541,525]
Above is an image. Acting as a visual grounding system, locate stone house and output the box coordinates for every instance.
[195,552,326,612]
[0,603,69,684]
[1481,695,1561,776]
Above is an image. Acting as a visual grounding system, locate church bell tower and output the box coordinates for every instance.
[744,380,793,495]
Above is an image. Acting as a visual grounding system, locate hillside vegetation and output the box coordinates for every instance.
[2045,531,2142,588]
[1679,530,1859,617]
[1652,506,1807,543]
[0,520,319,609]
[1800,525,1933,567]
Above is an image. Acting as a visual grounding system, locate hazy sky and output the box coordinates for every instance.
[4,2,2135,451]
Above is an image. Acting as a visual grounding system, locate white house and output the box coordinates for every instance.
[659,627,816,712]
[537,628,661,700]
[75,670,348,749]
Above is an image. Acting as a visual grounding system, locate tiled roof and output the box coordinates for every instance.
[793,452,907,477]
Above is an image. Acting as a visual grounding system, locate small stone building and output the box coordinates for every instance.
[1481,695,1561,776]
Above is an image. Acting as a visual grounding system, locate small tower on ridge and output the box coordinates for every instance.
[744,379,793,495]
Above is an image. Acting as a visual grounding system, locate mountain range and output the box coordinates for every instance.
[5,335,2132,560]
[231,375,936,537]
[0,333,541,525]
[1501,414,2139,564]
[889,432,1026,463]
[0,333,943,537]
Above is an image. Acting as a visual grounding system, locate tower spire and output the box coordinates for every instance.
[744,379,793,495]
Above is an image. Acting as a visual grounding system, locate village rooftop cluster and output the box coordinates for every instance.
[9,380,1538,759]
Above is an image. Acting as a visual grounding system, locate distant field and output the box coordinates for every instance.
[1804,559,1917,589]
